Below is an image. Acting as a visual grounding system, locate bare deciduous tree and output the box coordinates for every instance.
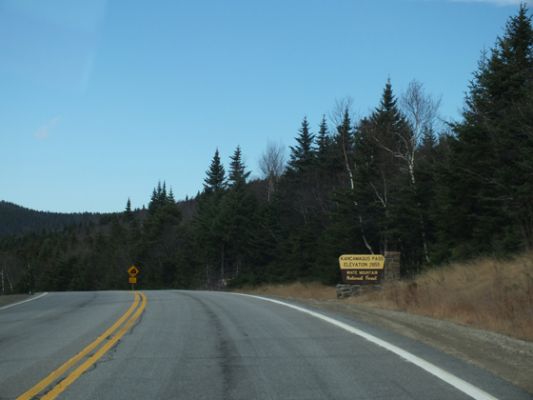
[259,141,286,202]
[400,80,442,187]
[400,80,441,263]
[329,97,355,127]
[373,81,441,185]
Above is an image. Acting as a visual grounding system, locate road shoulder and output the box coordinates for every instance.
[0,294,34,308]
[279,297,533,395]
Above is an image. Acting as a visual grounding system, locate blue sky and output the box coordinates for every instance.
[0,0,527,212]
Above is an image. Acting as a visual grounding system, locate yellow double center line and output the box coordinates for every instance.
[17,291,147,400]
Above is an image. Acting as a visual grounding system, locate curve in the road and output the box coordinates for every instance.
[0,292,48,311]
[2,290,529,400]
[238,294,498,400]
[16,291,146,400]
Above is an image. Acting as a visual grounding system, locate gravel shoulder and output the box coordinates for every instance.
[0,294,33,308]
[288,298,533,395]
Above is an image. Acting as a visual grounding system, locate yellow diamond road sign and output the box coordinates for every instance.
[128,265,139,277]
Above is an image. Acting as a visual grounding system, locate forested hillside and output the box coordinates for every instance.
[1,6,531,294]
[0,201,103,237]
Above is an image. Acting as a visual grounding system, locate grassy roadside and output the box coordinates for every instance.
[240,252,533,341]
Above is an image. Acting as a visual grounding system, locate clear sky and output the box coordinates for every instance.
[0,0,527,212]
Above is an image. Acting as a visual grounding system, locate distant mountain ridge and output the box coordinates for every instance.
[0,200,104,237]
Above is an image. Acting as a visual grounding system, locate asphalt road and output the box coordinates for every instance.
[0,290,530,400]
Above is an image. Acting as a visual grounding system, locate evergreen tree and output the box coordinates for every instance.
[162,182,167,200]
[149,188,158,210]
[218,147,257,281]
[313,115,339,216]
[414,128,439,256]
[276,118,324,281]
[194,150,230,286]
[316,115,330,160]
[140,182,182,288]
[334,109,355,181]
[443,4,533,254]
[124,198,133,221]
[288,117,316,173]
[203,149,226,193]
[149,181,171,213]
[228,146,251,189]
[353,80,418,270]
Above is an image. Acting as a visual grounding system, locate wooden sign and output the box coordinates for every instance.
[339,254,385,285]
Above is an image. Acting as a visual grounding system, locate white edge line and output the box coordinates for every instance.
[0,292,49,311]
[235,293,499,400]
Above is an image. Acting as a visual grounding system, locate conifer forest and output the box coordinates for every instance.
[1,6,532,293]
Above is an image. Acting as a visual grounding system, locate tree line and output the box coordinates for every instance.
[0,201,102,237]
[1,5,531,293]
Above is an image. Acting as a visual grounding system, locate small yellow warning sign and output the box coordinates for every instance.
[128,265,140,277]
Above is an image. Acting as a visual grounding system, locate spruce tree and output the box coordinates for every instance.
[168,188,176,203]
[140,182,182,287]
[288,117,316,173]
[219,146,256,280]
[203,149,226,193]
[125,198,132,214]
[148,181,170,213]
[316,115,330,159]
[162,182,167,201]
[196,149,228,285]
[149,188,158,211]
[353,80,418,268]
[228,146,250,189]
[443,4,533,253]
[124,198,133,221]
[334,109,355,188]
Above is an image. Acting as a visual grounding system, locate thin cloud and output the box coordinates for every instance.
[34,116,60,140]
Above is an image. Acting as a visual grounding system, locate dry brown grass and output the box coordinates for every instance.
[238,281,336,301]
[350,252,533,341]
[238,253,533,341]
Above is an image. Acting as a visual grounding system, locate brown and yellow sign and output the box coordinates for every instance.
[339,254,384,270]
[339,254,385,284]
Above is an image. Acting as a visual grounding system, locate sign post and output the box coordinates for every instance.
[338,254,385,285]
[127,265,140,290]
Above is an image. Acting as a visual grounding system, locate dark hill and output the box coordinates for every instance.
[0,201,103,237]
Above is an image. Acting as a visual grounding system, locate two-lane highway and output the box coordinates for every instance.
[0,291,530,399]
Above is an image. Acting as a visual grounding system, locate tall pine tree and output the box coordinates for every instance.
[441,4,533,255]
[203,149,226,193]
[288,117,316,173]
[228,146,251,189]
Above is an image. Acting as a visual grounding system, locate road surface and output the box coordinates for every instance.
[0,290,530,400]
